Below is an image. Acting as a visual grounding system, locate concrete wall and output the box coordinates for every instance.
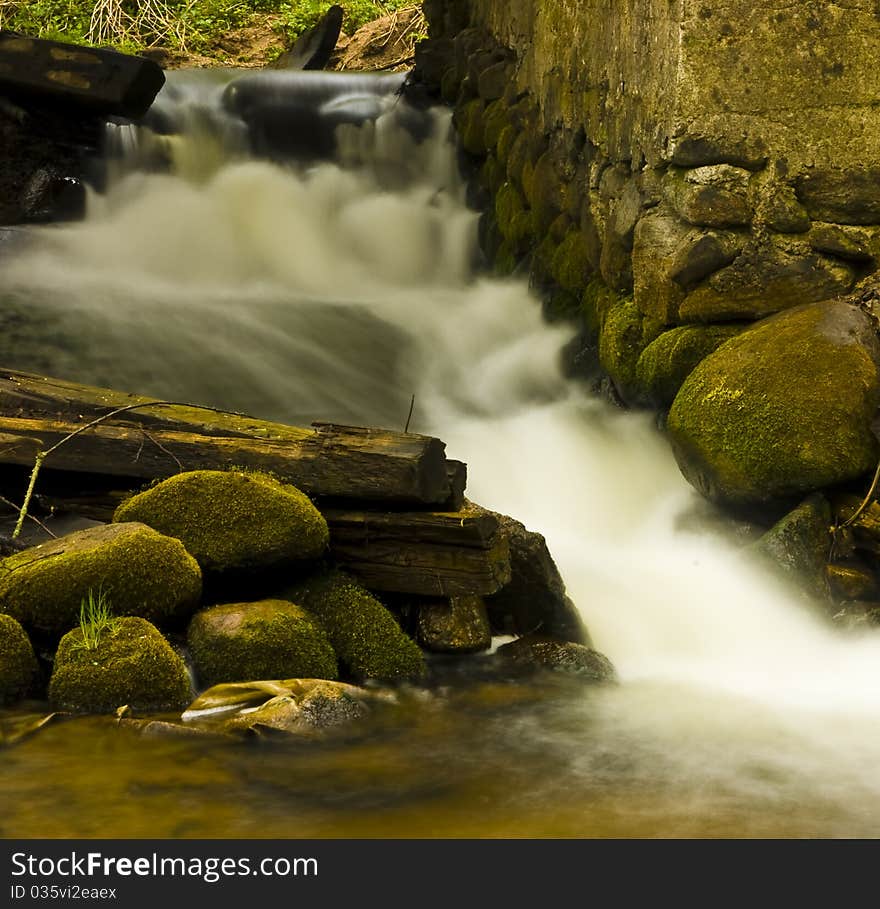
[415,0,880,405]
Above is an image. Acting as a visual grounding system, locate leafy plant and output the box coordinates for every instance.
[77,586,115,651]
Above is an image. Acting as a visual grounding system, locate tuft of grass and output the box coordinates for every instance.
[77,587,115,651]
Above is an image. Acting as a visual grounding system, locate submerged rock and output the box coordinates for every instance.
[187,599,338,688]
[48,616,191,713]
[0,614,39,703]
[0,523,202,636]
[495,635,616,683]
[667,300,880,505]
[281,571,425,683]
[113,470,329,575]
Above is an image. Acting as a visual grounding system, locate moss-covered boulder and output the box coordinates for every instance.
[282,571,425,682]
[495,635,616,683]
[48,616,191,713]
[0,523,202,636]
[0,614,38,703]
[634,323,745,407]
[187,599,338,688]
[668,300,880,505]
[598,298,652,401]
[113,470,328,576]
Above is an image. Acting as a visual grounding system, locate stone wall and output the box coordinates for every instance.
[415,0,880,407]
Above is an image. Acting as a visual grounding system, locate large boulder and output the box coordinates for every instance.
[0,614,39,703]
[48,616,191,713]
[0,523,202,636]
[113,470,329,575]
[281,571,425,682]
[667,300,880,505]
[187,599,338,688]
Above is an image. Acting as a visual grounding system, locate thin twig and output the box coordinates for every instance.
[0,494,57,538]
[144,430,183,472]
[404,394,415,434]
[838,457,880,530]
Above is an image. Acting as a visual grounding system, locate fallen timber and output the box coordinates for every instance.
[0,369,452,506]
[0,369,508,599]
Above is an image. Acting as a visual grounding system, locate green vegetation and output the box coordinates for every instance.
[76,587,114,651]
[48,615,192,713]
[0,614,39,704]
[0,1,416,58]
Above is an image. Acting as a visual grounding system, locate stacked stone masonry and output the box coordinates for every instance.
[416,0,880,405]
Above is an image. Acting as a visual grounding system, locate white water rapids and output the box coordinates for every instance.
[4,71,880,835]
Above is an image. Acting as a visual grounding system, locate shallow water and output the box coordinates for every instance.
[2,71,880,838]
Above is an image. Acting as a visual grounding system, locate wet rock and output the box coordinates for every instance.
[416,595,492,654]
[797,167,880,225]
[751,494,832,601]
[826,564,879,602]
[485,515,590,645]
[477,60,513,101]
[679,239,855,322]
[482,99,509,150]
[0,523,202,636]
[669,230,744,290]
[187,599,338,689]
[668,300,880,505]
[113,470,328,576]
[495,635,616,682]
[598,298,651,402]
[831,601,880,629]
[664,164,753,228]
[271,4,342,71]
[19,168,86,223]
[280,571,425,683]
[455,97,487,156]
[634,323,744,408]
[48,616,191,713]
[0,614,38,703]
[631,206,690,328]
[551,228,592,291]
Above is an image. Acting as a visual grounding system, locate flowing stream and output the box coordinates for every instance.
[2,70,880,837]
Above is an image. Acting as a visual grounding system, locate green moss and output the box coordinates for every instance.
[0,524,202,636]
[113,470,328,574]
[634,323,745,407]
[581,277,620,337]
[493,240,520,277]
[667,301,880,504]
[281,571,425,683]
[525,151,562,234]
[0,614,38,703]
[505,131,531,190]
[495,181,532,253]
[482,99,509,150]
[479,155,506,195]
[48,616,191,713]
[495,124,518,167]
[551,228,593,292]
[187,599,338,688]
[455,97,487,156]
[598,298,653,401]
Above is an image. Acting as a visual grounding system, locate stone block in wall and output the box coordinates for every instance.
[476,59,514,101]
[797,167,880,226]
[632,206,690,329]
[668,134,769,172]
[663,164,753,229]
[758,182,811,234]
[678,237,855,323]
[808,223,880,264]
[668,230,744,291]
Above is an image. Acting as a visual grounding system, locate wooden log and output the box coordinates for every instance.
[0,370,453,506]
[0,32,165,119]
[323,505,511,597]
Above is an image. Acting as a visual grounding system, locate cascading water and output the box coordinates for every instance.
[3,69,880,837]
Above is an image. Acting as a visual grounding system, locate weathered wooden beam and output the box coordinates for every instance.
[0,370,453,506]
[323,505,511,597]
[0,31,164,119]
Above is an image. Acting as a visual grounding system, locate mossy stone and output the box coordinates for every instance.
[416,595,492,654]
[495,123,517,167]
[187,599,338,688]
[113,470,328,575]
[581,277,621,337]
[551,228,593,292]
[0,614,38,703]
[495,181,532,253]
[668,300,880,505]
[598,298,650,401]
[634,323,745,407]
[0,523,202,636]
[455,97,487,156]
[48,616,191,713]
[495,635,616,683]
[282,571,425,683]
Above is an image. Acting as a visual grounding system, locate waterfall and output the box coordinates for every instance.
[3,69,880,834]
